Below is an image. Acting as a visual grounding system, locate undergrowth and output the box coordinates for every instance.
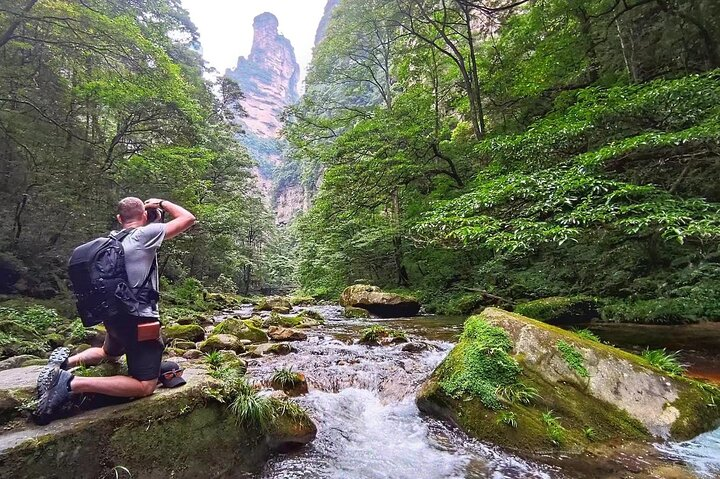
[556,340,589,378]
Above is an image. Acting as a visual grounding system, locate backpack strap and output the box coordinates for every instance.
[109,228,136,242]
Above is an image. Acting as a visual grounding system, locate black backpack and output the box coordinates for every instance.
[68,229,157,326]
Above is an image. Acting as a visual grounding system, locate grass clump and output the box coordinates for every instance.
[271,367,303,389]
[541,410,567,446]
[641,348,686,376]
[556,340,589,378]
[439,317,522,409]
[496,383,541,406]
[229,378,275,431]
[497,411,518,428]
[571,328,601,343]
[583,427,597,441]
[204,351,223,369]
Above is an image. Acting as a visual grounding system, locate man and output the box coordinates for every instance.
[34,197,195,423]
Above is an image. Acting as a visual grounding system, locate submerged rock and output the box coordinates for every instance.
[417,308,720,459]
[340,285,420,318]
[248,342,294,358]
[344,306,370,319]
[255,296,292,312]
[0,366,316,478]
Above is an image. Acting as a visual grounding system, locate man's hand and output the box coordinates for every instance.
[144,199,196,240]
[144,198,163,209]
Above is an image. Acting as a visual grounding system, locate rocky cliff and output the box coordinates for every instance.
[314,0,341,46]
[225,13,305,225]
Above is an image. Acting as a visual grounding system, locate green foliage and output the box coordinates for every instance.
[571,328,601,343]
[583,427,597,441]
[204,351,223,370]
[439,317,522,409]
[229,380,275,432]
[497,411,518,428]
[496,383,541,406]
[0,306,67,358]
[556,340,589,378]
[541,411,567,446]
[515,297,597,323]
[641,348,686,376]
[271,367,303,389]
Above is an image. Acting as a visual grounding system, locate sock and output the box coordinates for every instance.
[67,375,74,392]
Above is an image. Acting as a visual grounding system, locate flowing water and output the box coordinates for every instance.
[225,306,720,479]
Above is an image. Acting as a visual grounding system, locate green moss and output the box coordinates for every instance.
[161,324,205,342]
[669,381,720,439]
[344,306,370,318]
[437,317,521,409]
[556,340,589,378]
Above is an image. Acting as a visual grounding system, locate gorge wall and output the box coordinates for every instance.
[225,12,306,225]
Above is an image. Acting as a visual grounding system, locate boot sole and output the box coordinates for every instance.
[48,347,70,368]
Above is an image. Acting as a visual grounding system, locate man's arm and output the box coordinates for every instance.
[145,199,196,240]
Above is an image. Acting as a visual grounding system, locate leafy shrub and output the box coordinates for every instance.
[515,296,598,323]
[602,298,711,324]
[497,411,518,428]
[541,411,567,446]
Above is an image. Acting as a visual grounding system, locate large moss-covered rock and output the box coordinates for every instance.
[213,318,269,344]
[418,308,720,459]
[255,296,292,312]
[339,285,420,318]
[198,334,245,353]
[161,324,205,343]
[344,306,370,319]
[0,367,316,478]
[514,296,599,324]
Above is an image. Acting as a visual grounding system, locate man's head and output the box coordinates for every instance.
[117,197,147,226]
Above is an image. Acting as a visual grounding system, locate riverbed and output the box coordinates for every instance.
[229,306,720,478]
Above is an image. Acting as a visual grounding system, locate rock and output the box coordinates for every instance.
[339,285,420,318]
[0,366,316,478]
[297,309,324,321]
[170,340,196,350]
[417,308,720,462]
[204,292,240,309]
[272,306,291,314]
[198,334,245,354]
[238,321,271,343]
[514,296,599,325]
[161,324,205,343]
[255,296,292,312]
[344,306,370,318]
[217,350,247,373]
[0,355,39,372]
[402,342,428,353]
[182,349,203,360]
[247,343,294,358]
[267,326,307,342]
[214,318,270,344]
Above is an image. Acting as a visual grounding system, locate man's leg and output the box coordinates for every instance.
[66,347,115,368]
[70,376,157,397]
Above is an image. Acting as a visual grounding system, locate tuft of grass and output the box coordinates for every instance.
[497,411,518,428]
[204,351,223,369]
[571,328,601,343]
[359,325,389,344]
[541,410,567,446]
[583,426,597,441]
[496,383,541,405]
[271,367,303,389]
[556,340,589,378]
[641,348,686,376]
[229,379,275,432]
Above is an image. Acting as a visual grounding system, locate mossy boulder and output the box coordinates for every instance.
[267,326,307,342]
[255,296,292,312]
[169,340,196,351]
[211,318,269,344]
[358,326,406,346]
[163,307,211,326]
[198,334,245,354]
[514,296,598,325]
[161,324,205,343]
[344,306,370,319]
[340,285,420,318]
[247,343,294,358]
[0,367,316,478]
[417,308,720,461]
[204,292,240,310]
[267,312,321,329]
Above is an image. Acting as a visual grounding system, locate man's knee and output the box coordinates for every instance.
[138,379,158,397]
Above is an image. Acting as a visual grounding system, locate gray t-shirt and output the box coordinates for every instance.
[116,223,166,318]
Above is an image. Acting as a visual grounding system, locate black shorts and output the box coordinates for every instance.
[103,315,164,381]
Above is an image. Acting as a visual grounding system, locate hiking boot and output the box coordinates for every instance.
[48,347,70,369]
[34,367,73,425]
[36,348,70,397]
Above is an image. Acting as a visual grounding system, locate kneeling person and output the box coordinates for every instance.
[34,197,195,423]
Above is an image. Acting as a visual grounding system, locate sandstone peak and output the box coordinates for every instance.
[254,12,279,30]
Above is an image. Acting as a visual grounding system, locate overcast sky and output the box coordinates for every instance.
[181,0,328,84]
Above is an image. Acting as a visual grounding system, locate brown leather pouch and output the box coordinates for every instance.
[137,321,161,342]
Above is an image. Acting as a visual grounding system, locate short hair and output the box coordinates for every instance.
[118,197,144,222]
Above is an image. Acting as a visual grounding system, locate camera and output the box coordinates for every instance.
[146,207,165,223]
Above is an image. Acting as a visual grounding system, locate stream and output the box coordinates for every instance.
[226,306,720,479]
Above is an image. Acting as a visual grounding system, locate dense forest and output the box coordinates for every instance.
[0,0,285,298]
[1,0,719,324]
[286,0,720,322]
